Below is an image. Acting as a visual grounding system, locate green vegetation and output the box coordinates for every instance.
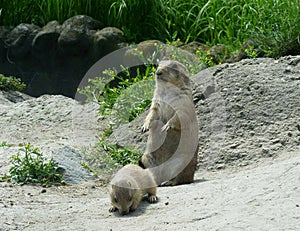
[99,137,142,166]
[244,46,259,59]
[78,63,154,172]
[1,0,299,56]
[82,136,143,176]
[0,142,63,186]
[78,64,156,124]
[0,74,26,92]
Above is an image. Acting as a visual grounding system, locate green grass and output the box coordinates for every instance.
[1,0,299,56]
[159,0,300,56]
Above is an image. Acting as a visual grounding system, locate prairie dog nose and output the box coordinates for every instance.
[156,69,163,76]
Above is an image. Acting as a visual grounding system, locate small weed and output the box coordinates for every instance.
[0,141,13,148]
[196,48,215,67]
[0,74,26,92]
[99,137,142,166]
[0,143,63,186]
[244,46,258,59]
[82,136,143,176]
[81,161,97,177]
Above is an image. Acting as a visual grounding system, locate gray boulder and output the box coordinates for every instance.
[52,146,95,184]
[93,27,127,57]
[32,21,62,57]
[6,23,41,59]
[58,15,103,55]
[0,15,128,97]
[0,90,33,105]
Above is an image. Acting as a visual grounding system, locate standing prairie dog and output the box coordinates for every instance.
[140,60,199,186]
[109,164,157,215]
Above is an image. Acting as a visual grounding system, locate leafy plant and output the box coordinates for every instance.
[244,46,258,59]
[0,143,63,186]
[128,99,151,122]
[81,135,143,177]
[195,48,215,67]
[0,141,13,148]
[0,74,26,92]
[99,137,142,166]
[78,64,156,124]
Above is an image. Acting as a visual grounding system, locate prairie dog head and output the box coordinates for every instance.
[109,180,137,215]
[155,60,190,89]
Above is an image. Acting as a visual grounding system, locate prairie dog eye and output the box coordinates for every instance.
[128,196,132,202]
[114,197,118,203]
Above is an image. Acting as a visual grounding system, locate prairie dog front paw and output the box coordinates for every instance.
[148,195,158,203]
[142,120,151,132]
[109,206,117,213]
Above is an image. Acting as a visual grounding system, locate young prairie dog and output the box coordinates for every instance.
[109,164,158,215]
[140,60,199,186]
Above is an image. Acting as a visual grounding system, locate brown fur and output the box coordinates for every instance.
[140,60,199,186]
[109,164,157,215]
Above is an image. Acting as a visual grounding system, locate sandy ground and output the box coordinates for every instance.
[0,96,299,231]
[0,150,299,231]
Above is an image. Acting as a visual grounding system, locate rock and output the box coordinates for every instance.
[58,15,103,55]
[0,26,10,38]
[32,21,62,57]
[58,27,91,56]
[0,15,129,97]
[62,15,104,31]
[0,27,10,62]
[180,41,233,64]
[51,146,95,184]
[0,90,33,105]
[124,40,164,66]
[93,27,127,58]
[5,23,41,59]
[180,41,210,54]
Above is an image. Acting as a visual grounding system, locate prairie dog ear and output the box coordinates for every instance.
[127,180,132,187]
